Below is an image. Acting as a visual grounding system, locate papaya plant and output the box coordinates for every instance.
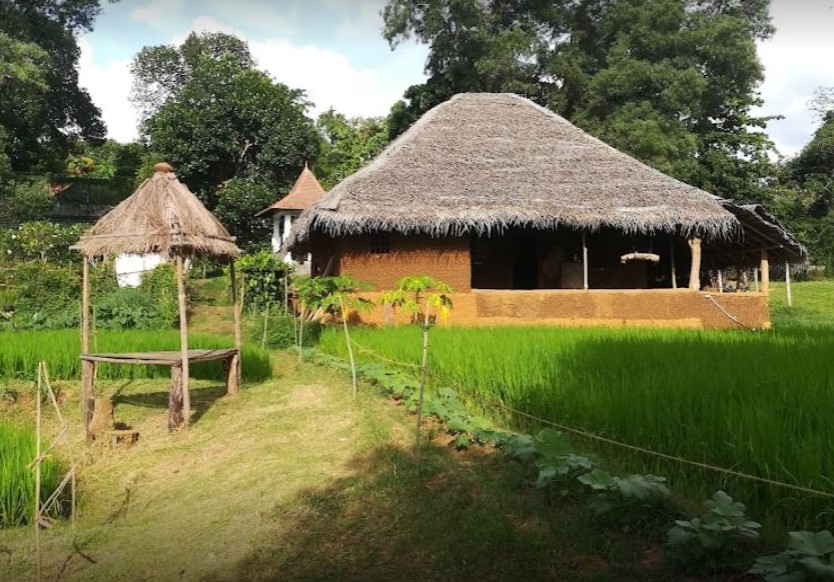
[381,276,453,447]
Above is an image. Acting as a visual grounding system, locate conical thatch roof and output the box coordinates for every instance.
[288,93,738,249]
[72,163,240,259]
[255,163,326,216]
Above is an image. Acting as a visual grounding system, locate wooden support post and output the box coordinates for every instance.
[582,231,589,290]
[81,360,95,441]
[168,364,184,431]
[718,269,724,293]
[785,262,793,307]
[225,353,240,396]
[669,238,678,289]
[760,250,770,296]
[175,256,191,427]
[754,268,760,292]
[688,236,702,291]
[229,262,242,394]
[81,258,90,355]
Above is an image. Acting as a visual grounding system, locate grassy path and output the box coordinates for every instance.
[1,350,674,581]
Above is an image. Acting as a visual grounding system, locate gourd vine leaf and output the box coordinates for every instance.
[789,530,834,557]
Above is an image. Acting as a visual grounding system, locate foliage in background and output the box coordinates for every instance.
[314,110,390,189]
[0,180,57,225]
[0,420,63,529]
[131,32,319,216]
[215,180,277,252]
[382,0,776,204]
[236,251,293,312]
[0,222,85,264]
[250,313,322,350]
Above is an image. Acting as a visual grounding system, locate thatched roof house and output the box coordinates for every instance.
[73,163,240,260]
[287,93,804,329]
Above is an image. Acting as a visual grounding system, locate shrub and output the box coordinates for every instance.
[252,313,321,349]
[751,530,834,581]
[138,263,178,328]
[95,287,173,330]
[236,251,293,313]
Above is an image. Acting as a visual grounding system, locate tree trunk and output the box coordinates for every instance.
[168,364,184,432]
[688,236,702,290]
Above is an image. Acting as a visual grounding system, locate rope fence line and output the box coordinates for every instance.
[343,338,834,500]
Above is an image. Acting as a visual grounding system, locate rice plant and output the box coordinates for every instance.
[0,420,63,529]
[0,330,272,382]
[319,325,834,537]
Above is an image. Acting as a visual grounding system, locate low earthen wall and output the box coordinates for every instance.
[355,289,770,330]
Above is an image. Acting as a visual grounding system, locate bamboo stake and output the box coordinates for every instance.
[261,304,269,349]
[786,262,793,307]
[35,365,42,582]
[340,295,358,398]
[416,305,431,449]
[582,231,589,290]
[176,256,191,428]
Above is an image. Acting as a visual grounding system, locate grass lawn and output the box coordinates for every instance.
[770,279,834,328]
[0,350,675,582]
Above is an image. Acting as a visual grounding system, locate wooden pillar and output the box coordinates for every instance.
[717,269,724,293]
[669,238,678,289]
[81,360,95,441]
[229,261,242,394]
[688,236,702,291]
[81,257,90,355]
[785,262,793,307]
[225,353,240,396]
[168,364,184,431]
[175,256,191,427]
[760,250,770,296]
[582,231,589,290]
[754,268,760,292]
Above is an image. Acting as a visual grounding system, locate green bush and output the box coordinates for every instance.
[96,288,173,330]
[236,251,292,312]
[137,263,178,328]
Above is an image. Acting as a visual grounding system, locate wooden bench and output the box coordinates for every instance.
[80,348,240,436]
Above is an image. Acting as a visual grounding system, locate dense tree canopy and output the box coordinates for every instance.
[383,0,776,203]
[0,0,108,174]
[131,32,320,247]
[314,111,389,190]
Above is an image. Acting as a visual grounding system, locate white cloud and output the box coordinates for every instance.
[77,38,139,143]
[130,0,185,26]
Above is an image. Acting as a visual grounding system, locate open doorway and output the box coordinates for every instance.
[512,235,539,289]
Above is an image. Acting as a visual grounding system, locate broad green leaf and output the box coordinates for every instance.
[789,531,834,557]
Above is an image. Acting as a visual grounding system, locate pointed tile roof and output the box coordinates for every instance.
[257,164,326,216]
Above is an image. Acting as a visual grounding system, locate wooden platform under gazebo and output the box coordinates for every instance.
[72,162,243,438]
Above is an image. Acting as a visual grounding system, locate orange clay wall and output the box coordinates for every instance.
[337,234,472,292]
[354,289,770,330]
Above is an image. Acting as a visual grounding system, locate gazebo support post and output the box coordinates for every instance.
[80,257,94,440]
[688,236,702,290]
[175,255,191,429]
[760,250,770,296]
[582,231,589,290]
[228,261,242,395]
[669,238,678,289]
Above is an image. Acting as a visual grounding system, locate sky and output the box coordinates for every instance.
[79,0,834,158]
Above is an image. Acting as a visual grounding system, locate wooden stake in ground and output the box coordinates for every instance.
[80,258,94,437]
[339,295,358,398]
[415,306,431,449]
[786,262,793,307]
[760,250,770,296]
[582,231,589,290]
[669,237,678,289]
[35,366,42,582]
[176,256,191,428]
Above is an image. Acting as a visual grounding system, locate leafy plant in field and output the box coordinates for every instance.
[381,276,452,447]
[751,530,834,581]
[235,251,293,313]
[578,468,670,516]
[530,429,594,489]
[666,491,760,573]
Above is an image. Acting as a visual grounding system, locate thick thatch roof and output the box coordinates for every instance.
[255,163,326,216]
[708,202,807,265]
[72,163,240,259]
[288,93,740,249]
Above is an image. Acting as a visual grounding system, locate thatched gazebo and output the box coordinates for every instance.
[72,162,242,436]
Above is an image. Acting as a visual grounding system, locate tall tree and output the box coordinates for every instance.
[383,0,776,203]
[131,32,320,244]
[0,0,108,173]
[315,111,389,189]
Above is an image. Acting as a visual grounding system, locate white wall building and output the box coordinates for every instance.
[256,164,326,274]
